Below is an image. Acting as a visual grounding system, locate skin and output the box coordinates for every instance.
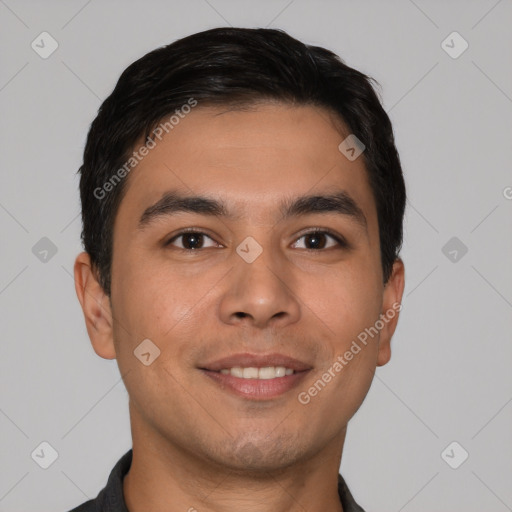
[74,102,405,512]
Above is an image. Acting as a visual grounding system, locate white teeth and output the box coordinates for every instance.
[274,366,286,378]
[218,366,295,379]
[258,367,276,379]
[231,367,244,378]
[243,367,259,379]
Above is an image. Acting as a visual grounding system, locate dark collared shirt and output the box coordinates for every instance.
[68,449,366,512]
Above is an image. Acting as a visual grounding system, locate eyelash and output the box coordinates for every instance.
[164,228,349,251]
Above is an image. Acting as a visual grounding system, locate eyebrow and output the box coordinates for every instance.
[138,189,368,232]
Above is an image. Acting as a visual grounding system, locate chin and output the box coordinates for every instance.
[204,434,308,475]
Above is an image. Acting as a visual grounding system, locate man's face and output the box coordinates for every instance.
[84,102,403,471]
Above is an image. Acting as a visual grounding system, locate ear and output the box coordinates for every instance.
[74,252,116,359]
[377,258,405,367]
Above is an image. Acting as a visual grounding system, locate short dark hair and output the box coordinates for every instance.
[78,27,406,296]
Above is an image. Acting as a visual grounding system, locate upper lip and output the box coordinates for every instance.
[200,352,313,372]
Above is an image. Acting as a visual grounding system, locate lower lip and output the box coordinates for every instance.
[200,369,310,400]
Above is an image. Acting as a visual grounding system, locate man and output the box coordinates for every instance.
[71,26,406,512]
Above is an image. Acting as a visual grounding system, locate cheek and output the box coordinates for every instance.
[298,269,381,419]
[112,253,229,359]
[301,261,382,344]
[110,262,201,409]
[113,262,193,340]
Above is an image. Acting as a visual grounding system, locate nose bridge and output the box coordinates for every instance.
[218,232,301,329]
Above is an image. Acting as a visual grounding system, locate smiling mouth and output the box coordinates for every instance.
[198,352,313,400]
[214,366,295,379]
[199,367,311,400]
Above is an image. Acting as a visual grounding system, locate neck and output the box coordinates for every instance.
[123,404,346,512]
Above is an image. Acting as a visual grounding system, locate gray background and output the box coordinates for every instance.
[1,0,511,510]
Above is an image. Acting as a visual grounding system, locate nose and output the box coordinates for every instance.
[218,246,301,330]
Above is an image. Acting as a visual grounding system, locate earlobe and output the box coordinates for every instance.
[377,258,405,367]
[74,252,116,360]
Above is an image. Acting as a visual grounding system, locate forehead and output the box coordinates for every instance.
[115,102,377,228]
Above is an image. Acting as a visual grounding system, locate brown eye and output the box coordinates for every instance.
[166,231,218,250]
[292,230,347,250]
